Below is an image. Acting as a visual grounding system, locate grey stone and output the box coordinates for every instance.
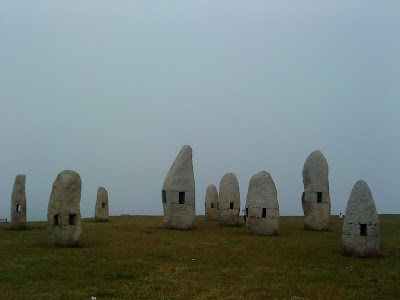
[245,171,279,235]
[218,173,240,226]
[302,150,331,230]
[342,180,379,257]
[205,185,218,221]
[162,145,196,230]
[11,174,26,230]
[47,170,82,246]
[95,187,109,222]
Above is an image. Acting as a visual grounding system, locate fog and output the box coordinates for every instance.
[1,1,399,221]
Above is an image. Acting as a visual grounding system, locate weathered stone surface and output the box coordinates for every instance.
[95,187,109,222]
[11,174,26,230]
[245,171,279,235]
[218,173,240,226]
[47,170,82,246]
[205,185,218,221]
[342,180,379,257]
[302,150,331,231]
[162,145,196,230]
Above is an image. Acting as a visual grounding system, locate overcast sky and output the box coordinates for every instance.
[1,1,399,221]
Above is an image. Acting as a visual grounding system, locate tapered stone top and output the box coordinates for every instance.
[11,174,27,230]
[301,150,331,231]
[47,170,82,246]
[218,172,240,226]
[302,150,329,192]
[95,187,109,222]
[245,171,279,235]
[342,180,379,257]
[205,185,218,221]
[162,145,196,230]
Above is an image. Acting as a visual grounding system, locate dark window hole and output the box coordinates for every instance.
[317,192,322,203]
[262,208,266,218]
[179,192,185,204]
[16,204,21,212]
[162,190,166,203]
[102,203,105,209]
[360,224,367,236]
[69,214,77,226]
[54,215,59,226]
[230,202,234,209]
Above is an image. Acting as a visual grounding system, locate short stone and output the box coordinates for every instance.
[95,187,109,222]
[205,185,218,221]
[11,174,27,230]
[218,173,240,226]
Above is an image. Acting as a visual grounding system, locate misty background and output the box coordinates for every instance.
[1,1,399,221]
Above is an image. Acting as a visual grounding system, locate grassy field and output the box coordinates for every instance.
[0,215,399,299]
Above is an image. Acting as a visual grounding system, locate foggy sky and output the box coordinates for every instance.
[1,1,399,221]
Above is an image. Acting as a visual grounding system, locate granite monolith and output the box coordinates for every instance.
[47,170,82,246]
[302,150,331,230]
[95,187,109,222]
[245,171,279,235]
[11,174,26,230]
[162,145,196,230]
[218,173,240,226]
[205,185,218,221]
[342,180,379,257]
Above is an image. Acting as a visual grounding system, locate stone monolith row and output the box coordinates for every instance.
[302,150,331,231]
[11,174,27,230]
[218,173,240,226]
[162,145,196,230]
[342,180,379,257]
[95,187,109,222]
[47,170,82,246]
[245,171,279,235]
[205,185,218,221]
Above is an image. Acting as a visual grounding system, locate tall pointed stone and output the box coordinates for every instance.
[205,185,218,221]
[95,187,109,222]
[218,173,240,226]
[11,174,26,230]
[245,171,279,235]
[302,150,331,230]
[342,180,379,257]
[162,145,196,230]
[47,170,82,246]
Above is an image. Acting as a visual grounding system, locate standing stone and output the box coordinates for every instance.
[218,173,240,226]
[205,185,218,221]
[11,174,27,230]
[162,145,196,230]
[95,187,109,222]
[47,170,82,246]
[245,171,279,235]
[342,180,379,257]
[302,150,331,231]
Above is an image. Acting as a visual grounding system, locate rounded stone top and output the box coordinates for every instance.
[246,171,278,208]
[97,187,108,195]
[57,170,81,186]
[219,172,240,203]
[302,150,329,191]
[163,145,195,191]
[205,185,218,203]
[345,180,378,223]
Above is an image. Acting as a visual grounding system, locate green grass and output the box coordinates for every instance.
[0,215,399,299]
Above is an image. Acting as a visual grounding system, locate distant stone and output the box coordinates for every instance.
[218,173,240,226]
[302,150,331,230]
[11,174,27,230]
[162,145,196,230]
[205,185,218,221]
[47,170,82,246]
[342,180,379,257]
[245,171,279,235]
[95,187,109,222]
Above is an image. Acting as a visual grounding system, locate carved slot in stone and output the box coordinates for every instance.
[262,208,266,218]
[360,224,367,236]
[162,190,166,204]
[179,192,185,204]
[69,214,77,226]
[230,202,234,209]
[246,208,248,217]
[317,192,322,203]
[16,204,21,212]
[211,203,214,208]
[102,203,105,209]
[54,215,59,225]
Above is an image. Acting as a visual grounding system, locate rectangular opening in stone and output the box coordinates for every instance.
[69,214,77,225]
[317,192,322,203]
[246,208,248,217]
[211,203,214,208]
[262,208,266,218]
[230,202,234,209]
[179,192,185,204]
[54,215,59,225]
[162,190,166,203]
[16,204,21,212]
[360,224,367,236]
[102,203,106,209]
